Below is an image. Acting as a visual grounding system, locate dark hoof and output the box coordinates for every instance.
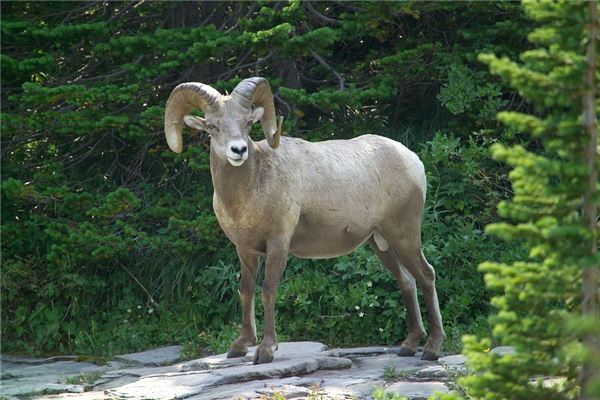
[421,351,439,361]
[397,346,416,357]
[226,348,247,359]
[253,347,275,364]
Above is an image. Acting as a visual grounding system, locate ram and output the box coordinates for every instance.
[164,77,445,364]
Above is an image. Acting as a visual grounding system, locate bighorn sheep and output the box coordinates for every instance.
[164,77,445,364]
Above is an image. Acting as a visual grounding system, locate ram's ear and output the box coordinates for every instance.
[183,115,209,132]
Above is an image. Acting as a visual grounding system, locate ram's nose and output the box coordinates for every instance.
[226,139,249,166]
[230,144,248,156]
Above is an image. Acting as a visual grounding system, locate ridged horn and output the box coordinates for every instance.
[231,77,283,149]
[164,83,222,153]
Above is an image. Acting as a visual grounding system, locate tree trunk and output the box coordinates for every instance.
[581,1,599,398]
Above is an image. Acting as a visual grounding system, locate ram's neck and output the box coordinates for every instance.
[210,143,260,215]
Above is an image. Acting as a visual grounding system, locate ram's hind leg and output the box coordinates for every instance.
[368,236,426,357]
[383,232,446,361]
[415,250,446,360]
[227,249,259,359]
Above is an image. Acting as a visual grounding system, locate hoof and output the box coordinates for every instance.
[253,346,275,364]
[397,346,416,357]
[226,348,247,358]
[421,351,439,361]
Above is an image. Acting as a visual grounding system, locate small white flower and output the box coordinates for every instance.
[366,281,372,287]
[355,305,360,310]
[127,309,131,313]
[137,305,142,309]
[379,328,384,332]
[148,308,154,314]
[236,273,240,280]
[359,312,364,317]
[369,303,374,308]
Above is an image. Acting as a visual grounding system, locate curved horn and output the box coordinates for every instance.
[164,83,222,153]
[231,77,283,149]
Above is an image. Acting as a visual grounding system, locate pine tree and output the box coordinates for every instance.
[438,1,600,399]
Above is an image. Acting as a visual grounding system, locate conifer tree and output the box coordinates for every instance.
[438,0,600,398]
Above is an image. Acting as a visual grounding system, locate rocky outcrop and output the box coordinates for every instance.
[0,342,485,399]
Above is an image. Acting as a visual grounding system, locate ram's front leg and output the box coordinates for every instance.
[254,237,288,364]
[227,249,259,358]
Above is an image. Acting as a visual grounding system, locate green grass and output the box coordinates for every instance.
[63,371,104,386]
[381,366,418,382]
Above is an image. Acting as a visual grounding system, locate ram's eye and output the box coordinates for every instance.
[246,121,253,127]
[207,124,217,131]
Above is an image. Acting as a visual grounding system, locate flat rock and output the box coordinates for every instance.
[105,370,221,399]
[30,392,107,400]
[414,364,448,379]
[255,384,313,398]
[0,354,79,365]
[328,346,419,358]
[0,360,106,397]
[349,353,434,380]
[106,342,349,399]
[186,377,323,400]
[321,378,382,398]
[437,354,466,366]
[437,354,468,375]
[386,381,451,399]
[2,341,467,400]
[114,345,184,366]
[181,341,328,371]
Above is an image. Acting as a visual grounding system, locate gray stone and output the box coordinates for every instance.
[32,392,107,400]
[349,353,434,380]
[0,381,85,397]
[437,354,468,375]
[215,357,321,384]
[105,370,221,399]
[386,381,450,399]
[114,345,184,366]
[328,346,418,358]
[186,377,323,400]
[0,354,79,365]
[181,341,328,372]
[491,346,515,356]
[437,354,466,366]
[0,360,106,397]
[255,384,313,398]
[321,378,381,398]
[414,365,448,379]
[1,341,468,400]
[315,356,353,370]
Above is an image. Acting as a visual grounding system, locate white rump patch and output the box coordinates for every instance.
[373,231,389,252]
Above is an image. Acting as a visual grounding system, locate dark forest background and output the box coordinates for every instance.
[1,1,533,358]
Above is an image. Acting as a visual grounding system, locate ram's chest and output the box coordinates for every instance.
[212,193,283,253]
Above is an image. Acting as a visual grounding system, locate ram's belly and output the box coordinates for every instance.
[288,212,374,259]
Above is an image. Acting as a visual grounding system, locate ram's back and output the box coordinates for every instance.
[260,135,426,258]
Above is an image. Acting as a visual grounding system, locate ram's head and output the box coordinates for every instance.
[164,77,283,166]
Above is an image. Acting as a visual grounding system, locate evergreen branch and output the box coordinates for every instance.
[304,1,342,26]
[310,51,344,91]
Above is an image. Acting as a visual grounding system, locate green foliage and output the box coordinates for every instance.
[2,1,529,358]
[438,1,600,399]
[373,387,408,400]
[63,371,104,386]
[382,366,417,382]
